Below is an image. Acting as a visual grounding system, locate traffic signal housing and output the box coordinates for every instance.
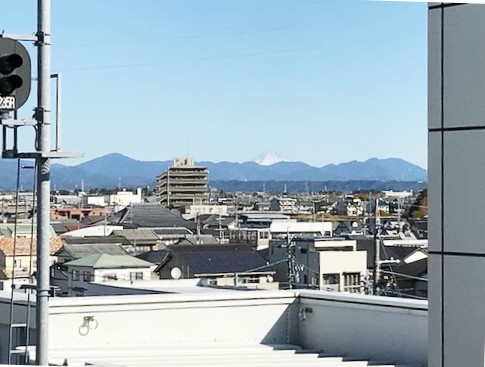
[0,38,31,112]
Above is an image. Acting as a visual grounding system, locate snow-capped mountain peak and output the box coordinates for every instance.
[253,152,290,166]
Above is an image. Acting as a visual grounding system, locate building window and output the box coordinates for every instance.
[130,272,143,281]
[322,273,339,285]
[72,270,80,281]
[14,259,22,268]
[83,271,92,282]
[259,231,269,239]
[241,275,259,284]
[343,272,361,293]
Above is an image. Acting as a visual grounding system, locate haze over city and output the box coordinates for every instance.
[3,0,427,168]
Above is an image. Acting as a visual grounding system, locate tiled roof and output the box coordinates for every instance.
[167,244,267,275]
[55,243,129,259]
[62,236,129,246]
[153,227,192,236]
[0,236,63,256]
[136,249,171,265]
[115,203,196,230]
[64,254,154,269]
[112,229,159,241]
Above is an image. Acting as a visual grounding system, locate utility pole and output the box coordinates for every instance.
[286,227,296,289]
[1,2,79,364]
[36,0,51,364]
[373,197,380,295]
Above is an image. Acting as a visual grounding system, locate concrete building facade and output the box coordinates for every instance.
[156,157,209,211]
[428,3,485,366]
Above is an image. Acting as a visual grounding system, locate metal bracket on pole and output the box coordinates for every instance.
[34,31,51,46]
[2,151,83,159]
[34,107,50,125]
[0,33,38,42]
[1,118,37,127]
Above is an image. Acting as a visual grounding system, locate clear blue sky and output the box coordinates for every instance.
[4,0,427,168]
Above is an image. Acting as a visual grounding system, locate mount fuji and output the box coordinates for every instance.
[253,152,290,166]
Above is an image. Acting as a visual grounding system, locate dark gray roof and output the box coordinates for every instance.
[115,203,196,230]
[356,238,418,269]
[55,243,129,259]
[62,236,130,246]
[136,249,171,266]
[51,222,70,235]
[167,244,267,275]
[391,257,428,279]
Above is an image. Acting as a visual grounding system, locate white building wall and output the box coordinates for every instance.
[94,268,152,282]
[108,188,142,206]
[319,251,367,291]
[270,221,333,237]
[61,225,123,238]
[0,289,427,366]
[298,292,427,366]
[187,204,228,217]
[85,196,107,207]
[46,291,297,356]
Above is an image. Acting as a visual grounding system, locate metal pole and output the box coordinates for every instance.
[36,0,51,365]
[373,198,380,295]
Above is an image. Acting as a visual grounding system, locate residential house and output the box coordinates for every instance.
[392,258,427,299]
[113,203,197,232]
[138,244,276,289]
[409,220,428,239]
[152,227,193,246]
[50,207,105,221]
[108,188,143,208]
[199,214,236,242]
[270,197,298,214]
[110,229,161,254]
[0,225,63,290]
[63,253,155,296]
[230,218,332,250]
[334,196,364,217]
[332,220,365,237]
[269,237,367,292]
[51,243,130,295]
[297,200,314,214]
[185,204,228,219]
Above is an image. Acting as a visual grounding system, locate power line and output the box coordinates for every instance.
[55,25,300,49]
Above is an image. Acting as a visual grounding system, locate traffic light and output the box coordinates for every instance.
[0,38,31,112]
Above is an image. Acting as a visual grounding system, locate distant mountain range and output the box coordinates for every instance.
[0,153,427,191]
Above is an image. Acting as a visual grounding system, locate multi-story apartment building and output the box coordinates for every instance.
[156,157,209,211]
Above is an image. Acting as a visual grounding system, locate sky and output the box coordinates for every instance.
[3,0,427,168]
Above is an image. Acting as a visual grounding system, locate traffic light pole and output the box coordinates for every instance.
[36,0,51,365]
